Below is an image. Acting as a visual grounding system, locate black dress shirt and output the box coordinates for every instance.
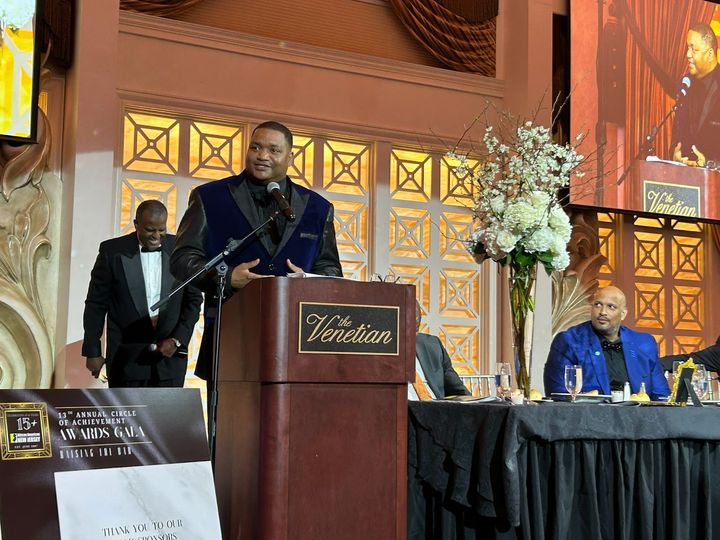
[601,339,629,391]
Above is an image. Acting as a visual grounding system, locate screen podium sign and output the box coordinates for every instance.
[0,388,212,540]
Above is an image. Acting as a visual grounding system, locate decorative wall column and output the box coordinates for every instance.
[497,0,555,390]
[57,0,120,387]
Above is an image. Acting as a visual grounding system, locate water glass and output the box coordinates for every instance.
[495,363,512,399]
[564,365,583,402]
[692,364,709,400]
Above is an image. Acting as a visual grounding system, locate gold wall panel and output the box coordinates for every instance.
[597,212,616,275]
[289,135,313,189]
[122,112,180,174]
[322,139,369,195]
[439,155,476,207]
[339,259,367,281]
[671,236,703,281]
[119,178,178,233]
[438,325,481,374]
[671,285,703,332]
[390,264,430,308]
[669,219,703,233]
[440,211,475,261]
[188,121,243,179]
[438,268,480,318]
[333,200,368,255]
[389,208,430,258]
[634,283,664,329]
[673,335,705,354]
[390,149,431,202]
[634,231,664,278]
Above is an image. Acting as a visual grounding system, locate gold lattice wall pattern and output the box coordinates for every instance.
[120,109,246,396]
[119,107,485,385]
[389,148,480,374]
[597,213,710,358]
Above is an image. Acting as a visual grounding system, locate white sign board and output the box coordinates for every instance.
[55,461,221,540]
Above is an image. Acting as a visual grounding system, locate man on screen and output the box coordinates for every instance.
[672,22,720,167]
[170,121,343,381]
[543,286,669,400]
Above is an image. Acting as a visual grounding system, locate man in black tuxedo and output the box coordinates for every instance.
[413,301,470,399]
[82,200,202,387]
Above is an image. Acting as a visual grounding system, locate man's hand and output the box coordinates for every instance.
[156,338,179,358]
[673,142,684,162]
[230,258,264,289]
[673,142,707,167]
[85,356,105,378]
[286,259,303,273]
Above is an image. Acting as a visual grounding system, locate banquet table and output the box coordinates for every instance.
[407,400,720,540]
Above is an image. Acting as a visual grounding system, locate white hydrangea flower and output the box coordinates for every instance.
[551,251,570,272]
[446,112,583,273]
[495,229,520,253]
[524,227,555,254]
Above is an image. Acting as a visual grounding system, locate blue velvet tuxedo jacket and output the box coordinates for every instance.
[544,321,669,400]
[170,172,342,379]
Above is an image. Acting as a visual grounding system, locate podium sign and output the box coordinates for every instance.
[298,301,399,355]
[0,389,210,540]
[628,161,720,221]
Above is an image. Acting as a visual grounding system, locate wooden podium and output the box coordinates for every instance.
[213,277,415,539]
[628,160,720,220]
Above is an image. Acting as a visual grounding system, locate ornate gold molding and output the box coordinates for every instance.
[551,210,606,335]
[0,110,53,388]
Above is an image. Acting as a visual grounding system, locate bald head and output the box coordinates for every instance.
[590,286,627,341]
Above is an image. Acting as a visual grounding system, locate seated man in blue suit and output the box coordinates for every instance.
[412,301,470,399]
[544,285,669,400]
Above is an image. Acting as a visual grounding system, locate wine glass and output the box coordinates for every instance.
[564,365,583,402]
[495,362,512,399]
[692,364,709,400]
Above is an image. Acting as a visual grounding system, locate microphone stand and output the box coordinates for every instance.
[151,213,278,467]
[616,102,679,186]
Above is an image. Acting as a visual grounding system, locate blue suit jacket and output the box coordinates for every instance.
[543,321,669,400]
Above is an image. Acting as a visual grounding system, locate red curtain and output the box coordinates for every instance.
[619,0,715,162]
[387,0,497,76]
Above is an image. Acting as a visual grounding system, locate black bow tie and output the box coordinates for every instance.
[602,340,623,352]
[140,246,161,253]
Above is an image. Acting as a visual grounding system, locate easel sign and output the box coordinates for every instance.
[668,358,703,406]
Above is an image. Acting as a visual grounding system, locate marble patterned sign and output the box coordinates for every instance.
[55,461,221,540]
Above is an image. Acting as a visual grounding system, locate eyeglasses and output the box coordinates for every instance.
[371,272,401,283]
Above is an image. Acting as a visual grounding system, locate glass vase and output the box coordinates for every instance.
[509,264,536,398]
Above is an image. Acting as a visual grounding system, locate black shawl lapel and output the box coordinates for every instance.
[119,235,148,318]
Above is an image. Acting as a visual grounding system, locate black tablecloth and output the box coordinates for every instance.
[408,401,720,540]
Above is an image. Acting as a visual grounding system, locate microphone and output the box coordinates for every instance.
[266,182,296,222]
[148,343,158,352]
[676,75,691,103]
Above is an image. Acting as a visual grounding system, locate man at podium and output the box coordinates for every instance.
[171,120,343,380]
[671,22,720,167]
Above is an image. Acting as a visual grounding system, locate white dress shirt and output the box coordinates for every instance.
[139,247,162,317]
[407,356,438,401]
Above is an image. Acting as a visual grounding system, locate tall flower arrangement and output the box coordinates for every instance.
[448,110,586,397]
